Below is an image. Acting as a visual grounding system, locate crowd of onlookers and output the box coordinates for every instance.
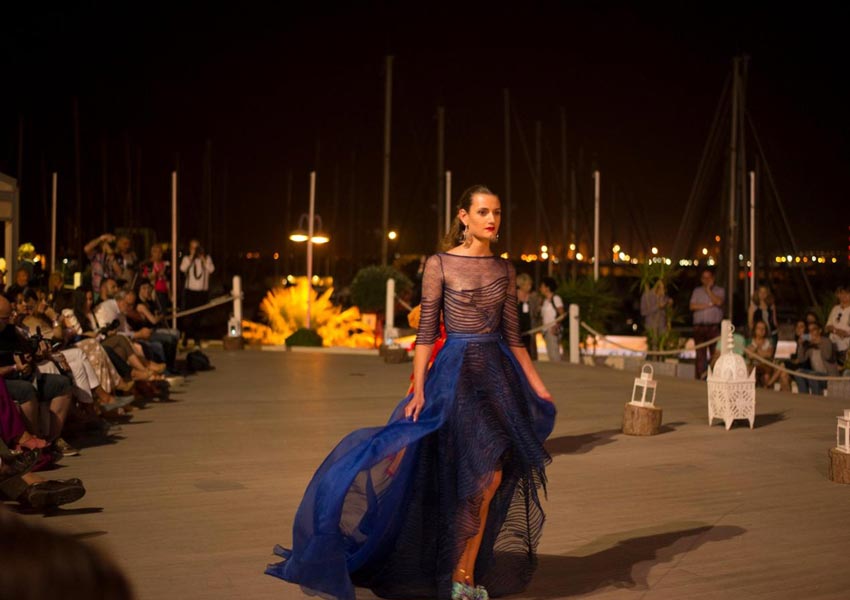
[675,268,850,394]
[1,234,215,514]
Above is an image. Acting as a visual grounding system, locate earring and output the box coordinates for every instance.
[494,232,500,242]
[459,224,470,244]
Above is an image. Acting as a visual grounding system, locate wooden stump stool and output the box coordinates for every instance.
[622,402,663,436]
[222,336,244,351]
[828,448,850,484]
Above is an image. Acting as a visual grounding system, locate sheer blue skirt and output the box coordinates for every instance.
[266,333,556,599]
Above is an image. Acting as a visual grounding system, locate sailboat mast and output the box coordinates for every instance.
[726,57,740,318]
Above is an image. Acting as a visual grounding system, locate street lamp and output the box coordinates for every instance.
[288,172,330,329]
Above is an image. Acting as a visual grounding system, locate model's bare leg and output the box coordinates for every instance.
[452,470,502,592]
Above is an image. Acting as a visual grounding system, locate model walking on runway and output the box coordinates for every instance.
[267,185,557,600]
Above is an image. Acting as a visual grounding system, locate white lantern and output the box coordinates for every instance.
[631,363,657,407]
[707,320,756,430]
[837,410,850,454]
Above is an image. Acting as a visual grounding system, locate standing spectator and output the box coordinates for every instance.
[640,280,671,350]
[794,322,838,395]
[516,273,541,360]
[179,239,214,349]
[140,244,172,310]
[825,285,850,365]
[539,277,564,362]
[114,235,138,288]
[747,284,779,341]
[690,269,725,380]
[84,233,120,295]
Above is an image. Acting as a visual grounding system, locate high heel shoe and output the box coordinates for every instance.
[451,581,475,600]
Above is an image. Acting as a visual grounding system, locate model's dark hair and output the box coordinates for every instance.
[440,185,498,251]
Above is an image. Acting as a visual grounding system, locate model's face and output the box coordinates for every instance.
[459,194,500,244]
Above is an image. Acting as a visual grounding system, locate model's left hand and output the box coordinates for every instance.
[534,384,554,403]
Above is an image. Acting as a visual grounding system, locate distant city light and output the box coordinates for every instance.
[575,252,584,261]
[541,245,548,253]
[273,252,280,260]
[651,247,658,255]
[715,235,721,242]
[541,252,549,260]
[612,244,621,253]
[388,230,397,240]
[569,243,576,251]
[500,252,509,259]
[702,248,708,255]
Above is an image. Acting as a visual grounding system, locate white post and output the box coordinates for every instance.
[73,272,82,289]
[171,171,178,331]
[444,170,452,235]
[50,172,57,274]
[569,303,580,364]
[230,275,243,337]
[385,277,396,346]
[306,170,316,329]
[593,170,600,281]
[749,170,756,298]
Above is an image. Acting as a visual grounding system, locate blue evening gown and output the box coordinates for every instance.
[267,253,556,599]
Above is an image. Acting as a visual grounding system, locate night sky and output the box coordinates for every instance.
[2,3,848,266]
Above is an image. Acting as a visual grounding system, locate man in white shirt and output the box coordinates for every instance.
[179,239,215,349]
[825,286,850,364]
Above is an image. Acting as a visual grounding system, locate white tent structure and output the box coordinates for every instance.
[0,172,20,283]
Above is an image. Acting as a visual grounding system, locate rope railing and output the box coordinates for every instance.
[742,347,849,383]
[166,294,237,319]
[578,320,720,356]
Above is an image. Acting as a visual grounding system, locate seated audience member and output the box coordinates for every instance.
[86,278,165,381]
[794,322,838,395]
[746,321,781,389]
[0,297,74,458]
[825,285,850,365]
[134,282,179,372]
[95,287,167,378]
[0,510,134,597]
[5,267,32,299]
[0,382,86,507]
[46,271,71,308]
[18,290,132,426]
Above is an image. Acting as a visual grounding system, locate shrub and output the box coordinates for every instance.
[350,265,413,313]
[285,328,323,347]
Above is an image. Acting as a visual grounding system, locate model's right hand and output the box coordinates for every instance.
[404,393,425,422]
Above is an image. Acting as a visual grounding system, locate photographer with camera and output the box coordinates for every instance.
[84,233,122,296]
[179,239,214,349]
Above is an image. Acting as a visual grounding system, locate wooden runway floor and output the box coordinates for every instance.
[12,348,850,599]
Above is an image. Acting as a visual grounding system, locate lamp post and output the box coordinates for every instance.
[289,171,329,329]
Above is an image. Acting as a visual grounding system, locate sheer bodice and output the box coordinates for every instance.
[415,253,523,347]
